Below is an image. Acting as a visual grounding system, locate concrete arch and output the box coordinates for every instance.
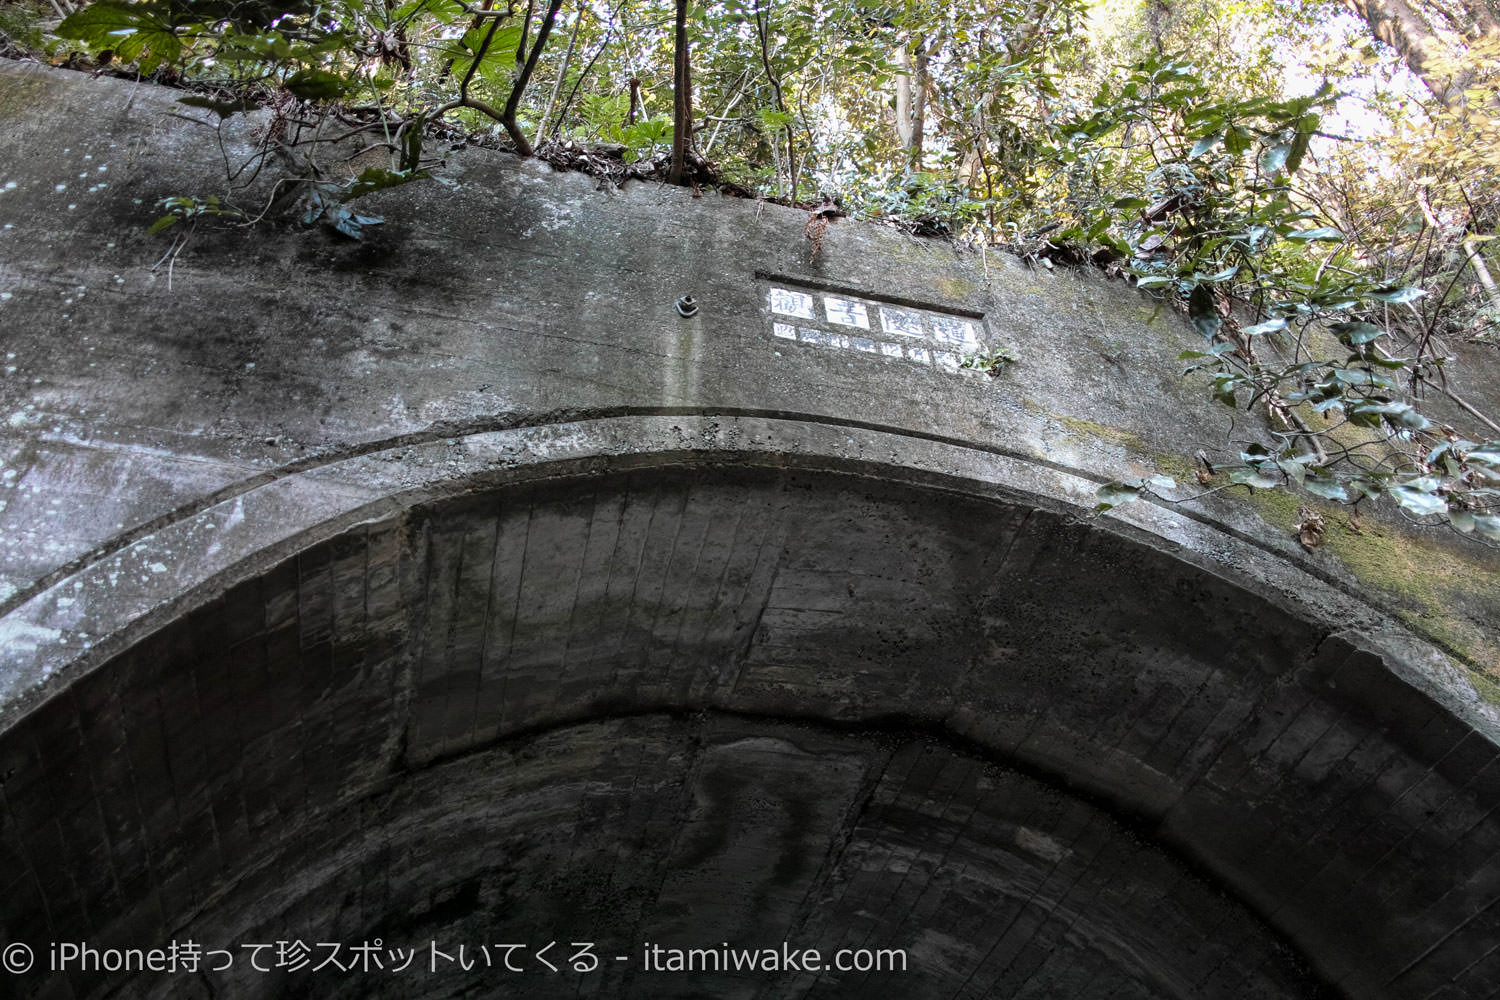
[1,417,1497,999]
[4,62,1500,1000]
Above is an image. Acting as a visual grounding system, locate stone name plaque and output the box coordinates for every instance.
[760,278,986,373]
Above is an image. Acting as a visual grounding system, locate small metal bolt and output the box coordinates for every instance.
[675,295,699,318]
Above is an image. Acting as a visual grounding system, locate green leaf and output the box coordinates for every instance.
[757,107,795,130]
[1229,466,1282,489]
[1284,128,1308,176]
[285,69,352,101]
[57,1,150,44]
[178,95,259,119]
[1391,482,1445,517]
[1211,372,1240,407]
[1179,341,1234,363]
[1287,227,1345,242]
[342,166,427,201]
[1465,448,1500,468]
[1276,459,1308,487]
[401,115,425,172]
[330,206,384,239]
[1330,321,1384,345]
[1190,132,1222,158]
[57,1,181,68]
[1189,283,1221,339]
[1329,367,1397,389]
[1303,475,1349,502]
[1261,142,1292,175]
[1310,395,1345,413]
[1095,481,1142,512]
[213,30,292,63]
[1285,116,1315,174]
[1473,514,1500,541]
[393,0,465,21]
[1242,318,1285,336]
[1368,285,1426,305]
[446,22,524,80]
[1348,400,1428,430]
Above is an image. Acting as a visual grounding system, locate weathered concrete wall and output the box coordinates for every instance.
[1,60,1500,999]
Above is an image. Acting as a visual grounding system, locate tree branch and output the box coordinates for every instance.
[501,0,566,155]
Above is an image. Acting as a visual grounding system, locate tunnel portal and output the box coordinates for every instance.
[3,62,1500,1000]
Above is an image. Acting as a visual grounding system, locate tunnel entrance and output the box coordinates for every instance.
[0,459,1489,998]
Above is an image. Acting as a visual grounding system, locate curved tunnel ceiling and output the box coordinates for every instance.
[4,459,1498,999]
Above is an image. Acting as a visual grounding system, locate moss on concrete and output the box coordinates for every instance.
[1242,486,1500,692]
[1060,416,1143,451]
[1152,451,1200,486]
[1468,670,1500,706]
[1136,303,1169,326]
[0,74,50,120]
[936,275,979,300]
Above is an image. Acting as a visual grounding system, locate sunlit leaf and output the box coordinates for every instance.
[1368,285,1426,305]
[1229,466,1282,489]
[1303,475,1349,502]
[1242,318,1285,336]
[1285,113,1317,174]
[1391,483,1446,517]
[1096,481,1142,512]
[1287,227,1344,242]
[1190,132,1222,158]
[1261,141,1291,175]
[1466,448,1500,468]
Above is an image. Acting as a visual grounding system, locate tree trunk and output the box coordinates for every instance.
[537,0,583,144]
[912,42,929,171]
[668,0,692,185]
[1342,0,1490,107]
[894,37,931,171]
[755,6,796,199]
[1462,0,1500,32]
[894,43,913,152]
